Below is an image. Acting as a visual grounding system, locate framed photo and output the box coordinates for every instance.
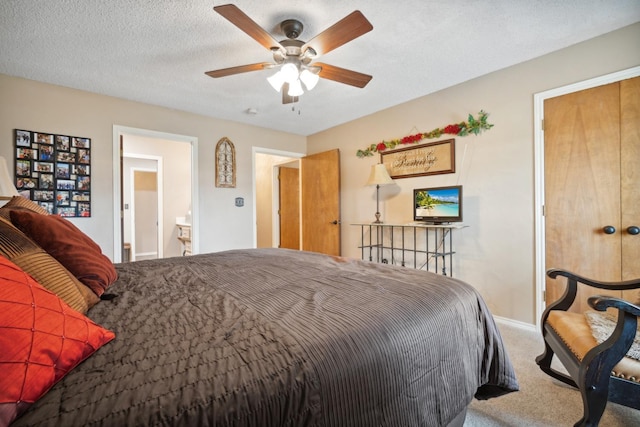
[14,129,91,217]
[16,130,31,147]
[56,163,70,178]
[55,135,70,151]
[34,190,54,201]
[56,191,71,206]
[77,176,90,191]
[72,191,90,202]
[35,133,54,145]
[39,145,55,161]
[16,160,31,176]
[36,162,54,173]
[78,149,90,164]
[57,151,76,163]
[17,148,36,160]
[39,174,54,189]
[380,138,456,179]
[16,177,37,190]
[38,202,54,214]
[72,137,90,148]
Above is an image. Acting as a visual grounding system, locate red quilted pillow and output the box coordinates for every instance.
[0,256,115,426]
[9,210,117,296]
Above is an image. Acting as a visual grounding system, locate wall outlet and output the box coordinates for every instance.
[235,197,244,207]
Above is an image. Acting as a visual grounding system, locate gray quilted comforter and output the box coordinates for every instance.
[13,248,518,426]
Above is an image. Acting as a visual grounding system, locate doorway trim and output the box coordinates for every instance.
[125,155,163,261]
[533,65,640,326]
[251,147,304,249]
[113,125,199,263]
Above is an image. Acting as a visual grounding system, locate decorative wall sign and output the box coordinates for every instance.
[215,137,236,188]
[14,129,91,217]
[380,138,455,179]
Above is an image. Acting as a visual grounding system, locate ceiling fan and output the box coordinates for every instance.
[205,4,373,104]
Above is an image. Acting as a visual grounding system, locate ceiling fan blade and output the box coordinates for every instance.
[205,62,273,78]
[214,4,283,51]
[281,83,299,104]
[314,63,372,88]
[302,11,372,56]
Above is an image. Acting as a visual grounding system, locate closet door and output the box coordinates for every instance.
[620,77,640,302]
[544,81,621,312]
[544,76,640,312]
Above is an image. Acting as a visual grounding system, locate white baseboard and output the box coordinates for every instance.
[493,315,537,332]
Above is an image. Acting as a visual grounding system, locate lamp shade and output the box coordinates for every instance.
[300,69,319,91]
[267,70,285,92]
[288,79,304,97]
[0,156,18,199]
[366,164,393,186]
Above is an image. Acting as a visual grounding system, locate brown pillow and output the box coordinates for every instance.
[0,217,98,313]
[10,210,117,297]
[0,195,48,221]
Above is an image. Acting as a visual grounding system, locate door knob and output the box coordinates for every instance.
[602,225,616,234]
[331,220,341,225]
[627,226,640,235]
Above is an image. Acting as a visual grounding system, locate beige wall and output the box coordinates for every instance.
[0,75,307,259]
[307,23,640,324]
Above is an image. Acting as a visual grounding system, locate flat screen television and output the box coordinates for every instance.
[413,185,463,224]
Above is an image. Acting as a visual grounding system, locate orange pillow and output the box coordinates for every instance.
[10,210,117,297]
[0,256,115,426]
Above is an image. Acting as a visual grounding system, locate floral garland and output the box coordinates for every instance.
[356,110,494,158]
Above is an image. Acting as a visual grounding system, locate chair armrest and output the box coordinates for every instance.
[540,270,640,330]
[581,295,639,377]
[588,295,640,316]
[548,269,640,291]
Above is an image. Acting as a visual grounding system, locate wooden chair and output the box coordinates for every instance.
[535,269,640,427]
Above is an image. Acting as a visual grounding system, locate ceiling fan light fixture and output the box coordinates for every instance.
[300,69,319,91]
[288,79,304,97]
[281,62,299,84]
[267,71,285,92]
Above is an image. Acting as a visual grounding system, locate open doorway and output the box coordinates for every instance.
[123,156,161,261]
[254,150,302,249]
[253,148,342,256]
[113,126,198,263]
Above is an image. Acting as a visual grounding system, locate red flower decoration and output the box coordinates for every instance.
[376,142,387,151]
[443,124,461,135]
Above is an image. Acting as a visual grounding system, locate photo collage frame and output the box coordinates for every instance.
[14,129,91,217]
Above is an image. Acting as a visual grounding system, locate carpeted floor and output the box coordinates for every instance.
[464,319,640,426]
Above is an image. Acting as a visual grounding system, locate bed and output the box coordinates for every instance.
[0,199,518,427]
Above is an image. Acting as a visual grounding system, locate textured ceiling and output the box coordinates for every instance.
[1,1,639,136]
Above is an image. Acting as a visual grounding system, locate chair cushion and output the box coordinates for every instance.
[547,311,640,383]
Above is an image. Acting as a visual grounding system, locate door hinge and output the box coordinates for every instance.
[541,119,544,131]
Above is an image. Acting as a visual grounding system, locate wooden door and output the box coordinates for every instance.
[620,77,640,302]
[301,149,341,256]
[279,166,300,250]
[544,77,640,311]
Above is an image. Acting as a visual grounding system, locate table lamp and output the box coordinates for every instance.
[0,156,18,201]
[366,163,394,223]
